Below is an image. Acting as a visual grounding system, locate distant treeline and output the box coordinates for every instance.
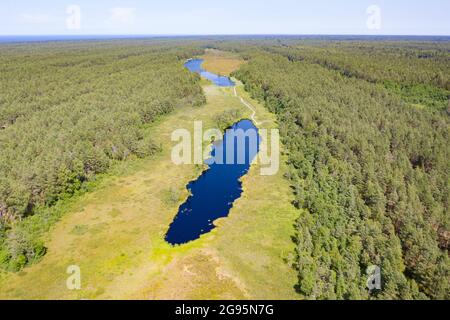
[264,43,450,110]
[0,41,205,270]
[1,38,448,300]
[233,41,449,299]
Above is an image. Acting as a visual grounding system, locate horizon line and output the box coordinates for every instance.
[1,33,450,37]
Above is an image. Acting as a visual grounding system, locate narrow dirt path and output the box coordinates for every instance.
[233,85,269,126]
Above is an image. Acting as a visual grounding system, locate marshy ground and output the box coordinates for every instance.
[0,52,299,300]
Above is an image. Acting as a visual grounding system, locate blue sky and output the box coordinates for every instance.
[1,0,449,35]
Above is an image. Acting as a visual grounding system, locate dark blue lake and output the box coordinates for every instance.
[184,59,235,87]
[165,119,260,245]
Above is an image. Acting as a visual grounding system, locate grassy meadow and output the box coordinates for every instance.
[2,39,447,300]
[200,49,246,76]
[0,52,299,299]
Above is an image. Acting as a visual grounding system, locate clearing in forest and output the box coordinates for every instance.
[0,59,298,300]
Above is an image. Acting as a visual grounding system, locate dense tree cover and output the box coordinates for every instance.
[265,44,450,110]
[214,38,450,110]
[0,41,205,270]
[0,37,448,300]
[235,48,449,299]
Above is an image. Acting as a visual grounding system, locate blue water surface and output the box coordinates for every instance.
[184,59,235,87]
[165,120,260,245]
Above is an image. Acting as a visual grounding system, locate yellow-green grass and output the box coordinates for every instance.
[0,80,299,300]
[200,49,245,76]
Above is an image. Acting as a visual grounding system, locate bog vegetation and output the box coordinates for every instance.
[0,41,205,270]
[0,37,448,300]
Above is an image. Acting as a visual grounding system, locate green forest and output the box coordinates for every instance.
[0,38,448,300]
[231,40,449,299]
[0,41,205,270]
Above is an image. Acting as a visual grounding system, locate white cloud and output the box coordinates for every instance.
[110,7,136,24]
[18,13,51,24]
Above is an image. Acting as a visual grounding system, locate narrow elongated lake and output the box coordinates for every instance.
[184,59,235,87]
[165,120,260,245]
[165,60,259,245]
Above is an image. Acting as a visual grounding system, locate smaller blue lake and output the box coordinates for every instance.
[184,59,235,87]
[165,119,260,245]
